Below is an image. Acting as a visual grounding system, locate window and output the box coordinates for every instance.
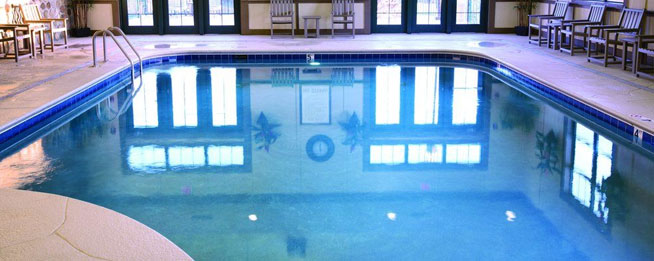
[452,68,479,125]
[416,0,442,25]
[210,68,238,127]
[171,67,198,127]
[414,67,439,125]
[127,0,154,26]
[132,71,159,128]
[375,66,401,125]
[376,0,403,25]
[209,0,235,26]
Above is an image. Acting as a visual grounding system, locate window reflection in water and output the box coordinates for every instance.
[375,66,401,125]
[452,68,479,125]
[370,145,405,164]
[569,123,613,224]
[210,68,238,127]
[408,144,443,163]
[445,143,481,164]
[132,71,159,128]
[171,67,199,127]
[169,146,205,168]
[414,67,439,125]
[128,145,166,172]
[207,145,244,166]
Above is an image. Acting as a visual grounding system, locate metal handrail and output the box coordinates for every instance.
[91,27,143,88]
[91,27,145,123]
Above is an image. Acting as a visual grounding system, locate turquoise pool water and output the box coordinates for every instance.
[1,63,654,260]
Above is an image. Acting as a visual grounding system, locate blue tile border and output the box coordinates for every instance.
[1,52,653,152]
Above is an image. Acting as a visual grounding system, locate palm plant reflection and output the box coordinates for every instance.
[253,112,280,152]
[339,112,365,152]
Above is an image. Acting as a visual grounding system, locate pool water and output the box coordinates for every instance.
[1,63,654,260]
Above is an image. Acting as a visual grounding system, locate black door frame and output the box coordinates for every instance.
[120,0,241,34]
[371,0,487,33]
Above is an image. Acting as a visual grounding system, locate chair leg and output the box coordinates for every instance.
[270,21,273,39]
[49,31,54,52]
[63,30,68,49]
[331,20,334,39]
[604,40,615,67]
[587,40,592,62]
[538,24,542,47]
[13,38,19,62]
[622,42,627,71]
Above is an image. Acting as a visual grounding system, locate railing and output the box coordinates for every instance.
[91,27,144,122]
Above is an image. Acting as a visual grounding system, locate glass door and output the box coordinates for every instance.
[164,0,199,33]
[205,0,240,33]
[448,0,486,32]
[411,0,445,32]
[372,0,406,33]
[122,0,159,34]
[373,0,485,33]
[121,0,240,34]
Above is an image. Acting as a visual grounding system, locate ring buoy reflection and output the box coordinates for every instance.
[306,135,335,162]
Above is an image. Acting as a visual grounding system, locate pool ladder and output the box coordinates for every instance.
[91,27,144,122]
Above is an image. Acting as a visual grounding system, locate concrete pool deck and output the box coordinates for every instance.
[0,189,192,260]
[1,33,654,259]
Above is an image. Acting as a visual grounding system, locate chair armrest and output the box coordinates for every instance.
[43,18,67,21]
[562,19,589,23]
[528,14,553,18]
[604,28,640,33]
[637,35,654,40]
[23,20,52,25]
[569,21,601,26]
[0,25,17,30]
[585,25,620,30]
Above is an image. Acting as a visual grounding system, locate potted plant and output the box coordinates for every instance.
[68,0,94,37]
[514,0,536,36]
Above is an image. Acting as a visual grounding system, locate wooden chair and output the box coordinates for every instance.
[587,8,644,67]
[18,4,68,52]
[332,0,355,38]
[558,4,606,56]
[270,0,295,38]
[634,35,654,79]
[0,25,33,62]
[528,1,569,46]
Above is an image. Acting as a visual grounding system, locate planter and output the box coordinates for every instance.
[71,27,92,37]
[515,26,529,36]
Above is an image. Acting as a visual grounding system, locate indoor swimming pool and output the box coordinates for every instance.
[1,59,654,260]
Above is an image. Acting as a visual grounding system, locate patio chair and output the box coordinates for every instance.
[528,1,569,46]
[634,35,654,80]
[586,8,644,67]
[17,4,68,52]
[270,0,295,39]
[0,25,33,62]
[332,0,355,38]
[558,4,606,56]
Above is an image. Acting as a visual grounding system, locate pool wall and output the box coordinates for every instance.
[0,52,652,152]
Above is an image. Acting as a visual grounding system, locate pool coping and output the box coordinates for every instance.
[0,50,652,152]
